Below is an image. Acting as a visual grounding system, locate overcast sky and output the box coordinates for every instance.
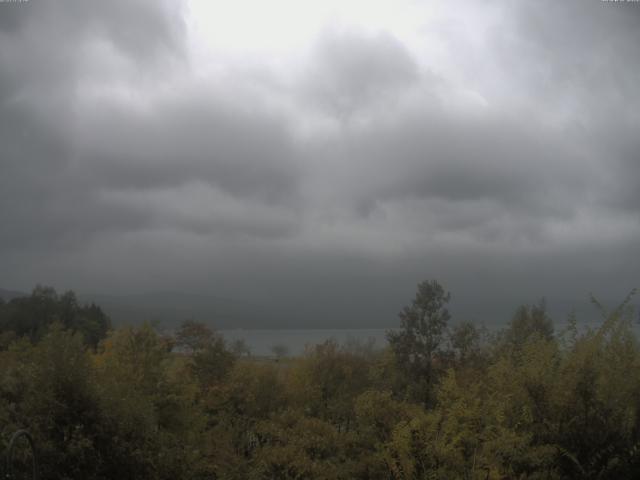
[1,0,638,326]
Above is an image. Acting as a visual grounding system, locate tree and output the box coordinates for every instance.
[387,279,451,406]
[230,338,251,357]
[271,343,289,361]
[95,322,202,480]
[449,320,482,364]
[0,286,110,348]
[288,340,371,426]
[191,337,236,387]
[174,320,235,388]
[174,319,214,354]
[503,300,554,351]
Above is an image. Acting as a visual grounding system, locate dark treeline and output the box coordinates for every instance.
[1,282,640,479]
[0,286,110,349]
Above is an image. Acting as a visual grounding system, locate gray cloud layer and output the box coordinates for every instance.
[1,0,638,326]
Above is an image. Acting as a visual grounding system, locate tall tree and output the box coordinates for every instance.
[387,279,451,406]
[0,286,110,348]
[503,300,553,350]
[174,319,235,388]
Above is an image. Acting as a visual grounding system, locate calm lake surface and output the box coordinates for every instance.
[219,329,391,356]
[220,316,623,356]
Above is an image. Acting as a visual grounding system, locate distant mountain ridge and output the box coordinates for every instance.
[0,288,278,329]
[0,288,27,301]
[1,286,637,330]
[79,291,287,330]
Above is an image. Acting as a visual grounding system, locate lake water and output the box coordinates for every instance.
[219,328,391,356]
[219,316,632,356]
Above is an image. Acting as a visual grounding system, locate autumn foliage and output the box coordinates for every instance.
[1,284,640,479]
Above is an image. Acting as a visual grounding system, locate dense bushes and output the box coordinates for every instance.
[0,286,110,349]
[1,283,639,479]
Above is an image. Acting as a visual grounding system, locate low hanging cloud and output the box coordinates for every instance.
[0,0,638,325]
[303,28,420,116]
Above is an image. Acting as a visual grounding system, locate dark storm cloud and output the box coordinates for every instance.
[0,0,638,324]
[328,111,585,218]
[0,0,300,251]
[293,0,640,255]
[493,0,640,229]
[0,0,183,58]
[304,28,420,115]
[74,92,300,202]
[0,0,186,252]
[0,1,34,33]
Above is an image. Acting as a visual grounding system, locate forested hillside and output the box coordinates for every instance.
[1,283,639,479]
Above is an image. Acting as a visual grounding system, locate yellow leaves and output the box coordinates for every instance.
[5,290,640,479]
[253,412,345,480]
[214,360,286,419]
